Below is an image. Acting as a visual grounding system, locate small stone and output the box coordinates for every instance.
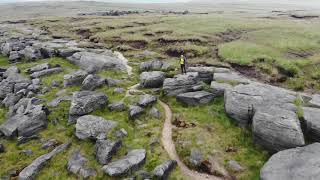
[153,160,177,180]
[227,160,244,172]
[95,139,122,165]
[17,135,40,145]
[115,128,128,138]
[21,149,33,156]
[108,102,126,112]
[129,105,144,120]
[149,107,161,119]
[42,139,59,149]
[189,149,202,167]
[113,88,125,94]
[138,94,157,107]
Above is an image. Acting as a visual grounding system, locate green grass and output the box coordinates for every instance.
[163,97,269,180]
[0,56,184,179]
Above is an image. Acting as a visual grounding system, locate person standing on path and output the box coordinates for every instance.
[180,54,187,74]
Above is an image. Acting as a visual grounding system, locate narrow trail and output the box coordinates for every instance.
[159,101,221,180]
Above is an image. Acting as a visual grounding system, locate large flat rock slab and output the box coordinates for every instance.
[69,91,108,124]
[140,71,166,88]
[163,72,202,96]
[75,115,117,140]
[67,51,127,73]
[253,107,305,153]
[102,149,146,177]
[261,143,320,180]
[177,91,214,106]
[225,82,297,126]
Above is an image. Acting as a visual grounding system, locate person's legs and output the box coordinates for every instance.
[180,64,184,74]
[182,65,186,74]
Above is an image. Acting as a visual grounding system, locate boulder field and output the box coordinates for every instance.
[1,33,320,179]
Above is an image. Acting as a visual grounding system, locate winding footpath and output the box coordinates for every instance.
[159,101,221,180]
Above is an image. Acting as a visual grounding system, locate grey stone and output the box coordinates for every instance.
[0,80,14,99]
[260,143,320,180]
[63,70,88,87]
[3,66,19,78]
[227,160,244,172]
[225,82,297,126]
[149,107,161,119]
[2,93,22,108]
[23,46,43,61]
[67,51,127,73]
[102,149,146,177]
[81,74,105,91]
[309,94,320,108]
[58,48,82,58]
[26,63,51,74]
[129,105,144,120]
[108,102,126,112]
[163,72,202,96]
[188,67,215,83]
[67,150,96,179]
[30,67,62,78]
[177,91,214,106]
[138,94,157,107]
[302,107,320,141]
[189,149,202,167]
[0,98,47,137]
[113,88,125,94]
[153,160,177,180]
[210,81,233,96]
[75,115,117,140]
[140,59,173,72]
[17,135,40,145]
[115,128,128,138]
[9,51,22,62]
[51,80,60,88]
[214,72,250,84]
[41,139,59,149]
[21,149,33,156]
[18,142,71,180]
[69,91,108,124]
[48,96,72,107]
[95,139,122,165]
[106,77,122,87]
[32,78,41,85]
[140,71,166,88]
[253,107,305,153]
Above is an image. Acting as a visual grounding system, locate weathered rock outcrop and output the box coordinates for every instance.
[129,105,144,120]
[102,149,146,177]
[0,98,48,137]
[138,94,157,107]
[140,59,173,72]
[95,139,122,165]
[302,107,320,141]
[163,72,202,96]
[260,143,320,180]
[75,115,117,140]
[309,94,320,108]
[67,51,127,73]
[30,67,62,78]
[18,142,71,180]
[210,81,232,96]
[67,150,96,179]
[225,82,297,126]
[63,70,88,87]
[153,160,177,180]
[140,71,166,88]
[177,91,214,106]
[252,107,305,153]
[69,91,108,124]
[81,74,105,91]
[108,101,126,112]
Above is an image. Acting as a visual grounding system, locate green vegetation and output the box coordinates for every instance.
[163,97,269,180]
[0,56,184,179]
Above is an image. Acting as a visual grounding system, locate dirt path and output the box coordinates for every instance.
[159,101,221,180]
